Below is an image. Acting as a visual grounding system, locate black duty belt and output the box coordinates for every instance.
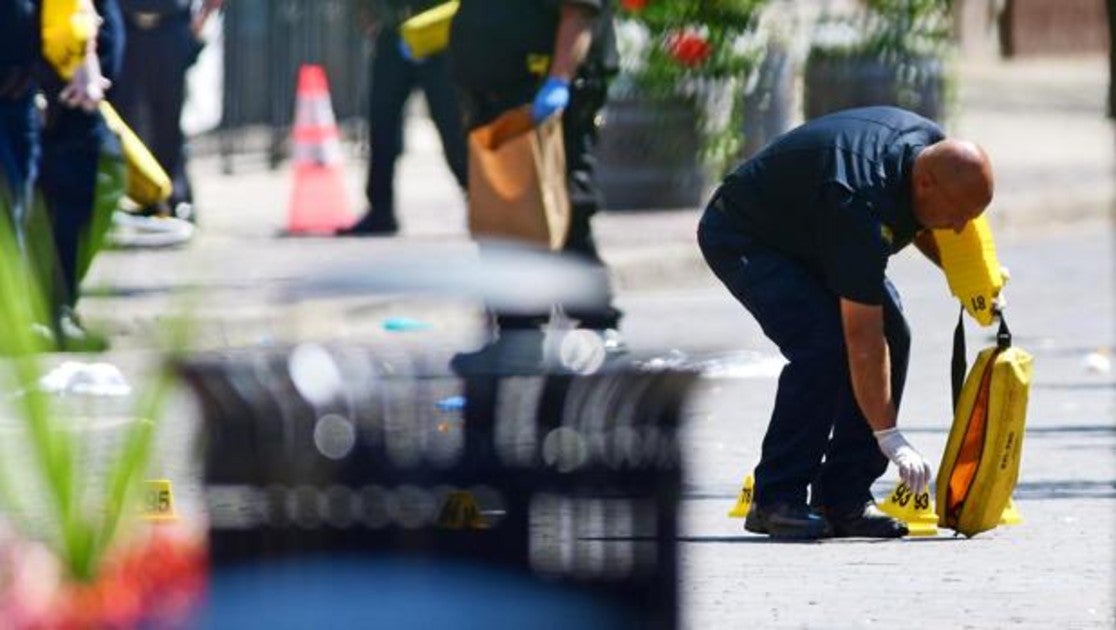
[125,9,189,30]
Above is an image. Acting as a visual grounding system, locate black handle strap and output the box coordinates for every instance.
[951,306,1012,412]
[951,306,966,412]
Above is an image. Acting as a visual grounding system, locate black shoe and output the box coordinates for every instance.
[820,501,909,539]
[744,502,829,540]
[450,330,544,376]
[335,211,398,237]
[55,307,108,353]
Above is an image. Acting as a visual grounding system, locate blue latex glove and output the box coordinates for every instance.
[531,77,570,124]
[398,38,421,63]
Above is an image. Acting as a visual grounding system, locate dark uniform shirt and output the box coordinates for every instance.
[117,0,189,14]
[718,106,944,305]
[449,0,617,94]
[0,0,38,69]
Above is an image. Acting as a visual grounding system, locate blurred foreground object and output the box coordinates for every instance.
[180,342,698,629]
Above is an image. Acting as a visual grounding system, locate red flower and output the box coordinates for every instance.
[620,0,648,11]
[665,30,711,68]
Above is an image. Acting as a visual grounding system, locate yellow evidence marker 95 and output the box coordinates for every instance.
[142,479,178,523]
[932,215,1004,327]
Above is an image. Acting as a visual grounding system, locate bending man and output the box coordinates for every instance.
[698,106,994,539]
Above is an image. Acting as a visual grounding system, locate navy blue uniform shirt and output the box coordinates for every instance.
[450,0,616,94]
[717,106,945,305]
[0,0,38,69]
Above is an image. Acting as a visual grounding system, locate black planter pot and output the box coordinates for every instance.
[740,44,795,160]
[595,95,706,210]
[803,52,946,122]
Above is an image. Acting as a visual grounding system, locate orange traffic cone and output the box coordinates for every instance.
[286,64,353,235]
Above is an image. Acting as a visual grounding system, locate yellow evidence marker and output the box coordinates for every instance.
[999,497,1024,526]
[878,481,938,536]
[436,490,488,530]
[727,473,754,518]
[142,479,178,523]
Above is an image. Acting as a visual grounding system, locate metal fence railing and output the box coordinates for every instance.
[218,0,369,172]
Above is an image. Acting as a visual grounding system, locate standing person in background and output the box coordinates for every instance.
[0,0,46,347]
[110,0,223,222]
[449,0,623,366]
[37,0,125,351]
[336,0,468,237]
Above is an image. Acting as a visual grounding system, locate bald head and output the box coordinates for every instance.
[912,139,995,232]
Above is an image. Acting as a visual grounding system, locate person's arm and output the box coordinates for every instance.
[840,299,897,432]
[58,0,110,111]
[913,230,942,268]
[841,298,932,492]
[531,2,596,123]
[548,2,595,82]
[192,0,225,37]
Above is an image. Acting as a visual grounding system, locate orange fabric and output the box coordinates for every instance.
[946,354,998,516]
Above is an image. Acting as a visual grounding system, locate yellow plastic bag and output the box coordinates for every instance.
[99,102,173,208]
[399,1,459,59]
[933,216,1004,327]
[41,0,97,79]
[936,316,1033,537]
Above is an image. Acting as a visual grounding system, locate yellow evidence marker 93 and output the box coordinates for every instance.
[932,215,1004,327]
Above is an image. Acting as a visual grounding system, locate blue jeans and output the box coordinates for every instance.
[697,203,909,509]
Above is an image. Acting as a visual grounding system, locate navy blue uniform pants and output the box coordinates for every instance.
[0,88,38,233]
[112,11,196,208]
[697,204,908,509]
[366,29,467,219]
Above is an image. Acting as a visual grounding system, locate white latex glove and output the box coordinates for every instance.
[993,265,1011,312]
[874,427,933,493]
[59,52,110,112]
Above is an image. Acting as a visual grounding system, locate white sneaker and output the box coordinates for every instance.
[107,211,195,249]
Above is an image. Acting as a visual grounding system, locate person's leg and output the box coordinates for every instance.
[341,30,414,235]
[813,277,909,508]
[697,207,846,510]
[0,88,52,344]
[561,75,620,331]
[416,52,467,191]
[39,102,124,348]
[138,22,192,210]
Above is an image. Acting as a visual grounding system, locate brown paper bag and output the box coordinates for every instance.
[467,106,570,250]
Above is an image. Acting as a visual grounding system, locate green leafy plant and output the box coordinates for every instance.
[614,0,769,175]
[0,205,191,585]
[811,0,952,61]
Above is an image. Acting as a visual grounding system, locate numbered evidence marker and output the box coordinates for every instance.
[878,481,938,536]
[142,479,179,523]
[727,473,755,518]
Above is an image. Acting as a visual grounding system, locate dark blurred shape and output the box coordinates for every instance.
[288,238,612,317]
[999,0,1110,57]
[219,0,366,171]
[596,96,705,210]
[179,341,697,629]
